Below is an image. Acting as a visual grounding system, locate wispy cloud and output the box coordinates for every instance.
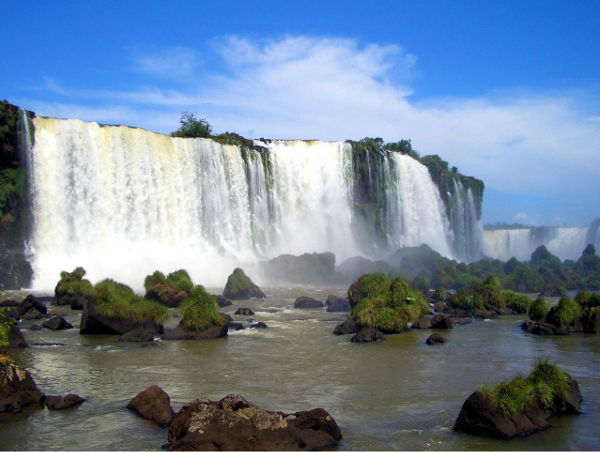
[132,46,202,79]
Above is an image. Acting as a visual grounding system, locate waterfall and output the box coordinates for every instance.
[448,179,485,261]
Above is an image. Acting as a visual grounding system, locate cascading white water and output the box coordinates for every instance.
[484,229,536,261]
[448,179,485,261]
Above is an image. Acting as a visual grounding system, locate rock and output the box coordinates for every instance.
[44,394,85,410]
[48,310,67,317]
[80,299,163,335]
[475,309,498,320]
[430,315,453,329]
[216,295,233,308]
[433,302,445,313]
[119,329,156,342]
[127,385,174,426]
[30,324,42,331]
[146,283,188,308]
[234,308,254,316]
[166,394,341,451]
[294,297,324,309]
[333,317,359,335]
[0,299,19,307]
[260,252,338,284]
[16,294,47,317]
[163,316,229,340]
[521,320,558,335]
[0,363,44,413]
[228,322,245,331]
[412,316,432,329]
[69,296,86,310]
[223,268,265,300]
[450,317,473,326]
[250,322,268,329]
[42,316,74,331]
[325,295,350,312]
[21,309,48,321]
[5,325,28,348]
[142,340,162,347]
[351,327,385,342]
[454,379,582,440]
[581,308,600,333]
[426,333,447,345]
[496,307,517,315]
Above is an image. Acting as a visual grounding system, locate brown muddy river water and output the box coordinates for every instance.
[1,287,599,450]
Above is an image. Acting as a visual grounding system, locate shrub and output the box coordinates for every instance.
[575,290,600,308]
[170,112,212,138]
[502,290,531,314]
[553,297,582,326]
[528,297,549,321]
[433,286,447,301]
[144,269,194,304]
[473,275,505,308]
[93,279,169,325]
[450,290,484,310]
[224,268,255,294]
[411,276,430,291]
[55,267,94,299]
[180,285,224,331]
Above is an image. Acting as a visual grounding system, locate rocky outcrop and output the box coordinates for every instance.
[42,316,74,331]
[16,294,47,318]
[454,379,582,439]
[234,308,254,316]
[44,394,85,410]
[166,394,341,451]
[351,327,385,342]
[0,363,44,413]
[430,315,453,329]
[0,299,19,307]
[215,295,233,308]
[127,385,174,426]
[260,252,338,285]
[163,316,229,340]
[333,317,359,335]
[80,299,163,335]
[250,322,268,329]
[426,333,447,345]
[5,324,28,348]
[325,295,350,312]
[223,268,265,300]
[294,297,323,309]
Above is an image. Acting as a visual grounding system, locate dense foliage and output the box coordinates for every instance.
[349,273,429,333]
[528,297,549,321]
[0,308,13,348]
[170,112,212,138]
[180,285,224,331]
[55,267,94,299]
[144,269,194,304]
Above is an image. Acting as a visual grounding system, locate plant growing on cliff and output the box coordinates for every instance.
[170,112,212,138]
[180,285,224,331]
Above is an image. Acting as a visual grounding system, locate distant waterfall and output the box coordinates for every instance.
[28,118,486,290]
[448,179,485,261]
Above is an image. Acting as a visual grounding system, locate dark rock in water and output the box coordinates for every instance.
[0,363,44,413]
[581,308,600,333]
[69,296,86,310]
[119,329,156,342]
[163,316,229,340]
[521,320,558,335]
[228,322,245,331]
[412,316,432,329]
[42,316,73,331]
[5,325,28,348]
[216,295,233,307]
[426,333,447,345]
[30,324,42,331]
[16,294,47,317]
[454,379,582,440]
[127,385,174,426]
[48,310,67,317]
[333,317,359,335]
[223,268,265,300]
[166,394,341,451]
[450,317,472,326]
[351,327,385,343]
[250,322,268,329]
[44,394,85,410]
[234,308,254,316]
[260,251,338,285]
[294,296,323,309]
[80,299,163,335]
[142,340,162,347]
[430,315,453,329]
[475,309,498,320]
[433,302,445,313]
[22,309,48,321]
[0,299,19,307]
[325,295,350,312]
[496,306,517,315]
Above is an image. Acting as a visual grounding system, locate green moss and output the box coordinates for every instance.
[350,274,429,333]
[0,168,26,215]
[554,297,582,325]
[502,290,531,314]
[529,297,549,321]
[481,357,572,416]
[224,268,255,295]
[180,285,225,331]
[93,279,169,325]
[55,267,94,299]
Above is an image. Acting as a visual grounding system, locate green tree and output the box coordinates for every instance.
[170,112,212,138]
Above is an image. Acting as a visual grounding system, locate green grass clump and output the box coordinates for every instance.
[481,357,572,416]
[503,290,531,313]
[473,275,505,308]
[54,267,94,299]
[93,279,169,325]
[528,297,549,321]
[553,297,582,326]
[144,269,194,303]
[351,275,429,333]
[224,268,255,295]
[348,273,391,305]
[433,286,447,301]
[180,285,225,331]
[450,290,484,310]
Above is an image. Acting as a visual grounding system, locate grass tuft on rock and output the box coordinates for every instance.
[144,269,194,304]
[450,290,484,310]
[502,290,531,313]
[528,297,549,321]
[93,279,169,325]
[480,357,572,416]
[350,274,429,333]
[180,285,225,331]
[554,297,582,326]
[55,267,94,299]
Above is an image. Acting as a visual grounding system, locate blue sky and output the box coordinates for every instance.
[2,0,599,226]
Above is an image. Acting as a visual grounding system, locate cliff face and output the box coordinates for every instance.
[0,101,33,289]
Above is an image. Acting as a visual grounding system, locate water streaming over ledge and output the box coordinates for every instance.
[27,118,482,290]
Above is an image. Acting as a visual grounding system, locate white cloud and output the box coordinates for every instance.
[132,46,202,79]
[514,213,538,226]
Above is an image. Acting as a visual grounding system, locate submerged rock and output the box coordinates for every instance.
[119,329,156,342]
[42,316,74,331]
[163,316,229,340]
[294,297,323,309]
[426,333,447,345]
[234,308,254,316]
[223,268,265,300]
[430,315,453,329]
[166,394,341,451]
[127,385,174,426]
[216,295,233,308]
[333,316,359,335]
[250,322,268,329]
[351,327,385,342]
[228,322,245,331]
[44,394,85,410]
[0,363,44,413]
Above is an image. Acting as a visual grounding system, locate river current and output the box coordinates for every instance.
[1,287,599,450]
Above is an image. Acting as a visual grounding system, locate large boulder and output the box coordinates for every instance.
[223,268,265,300]
[325,295,350,312]
[350,327,385,343]
[44,394,85,410]
[215,295,233,308]
[166,394,341,451]
[260,252,338,284]
[42,316,73,331]
[333,316,359,335]
[294,297,323,309]
[426,333,447,345]
[80,299,163,335]
[0,363,45,413]
[5,324,28,348]
[430,315,453,329]
[16,294,47,318]
[127,385,174,426]
[163,316,229,340]
[0,300,19,307]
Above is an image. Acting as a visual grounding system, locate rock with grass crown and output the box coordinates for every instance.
[223,268,265,300]
[144,269,193,308]
[54,267,94,309]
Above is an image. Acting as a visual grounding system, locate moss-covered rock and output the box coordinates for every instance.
[54,267,93,309]
[528,297,549,321]
[144,269,193,307]
[223,268,265,300]
[348,273,429,334]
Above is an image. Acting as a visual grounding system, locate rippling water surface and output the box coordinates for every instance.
[1,287,599,450]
